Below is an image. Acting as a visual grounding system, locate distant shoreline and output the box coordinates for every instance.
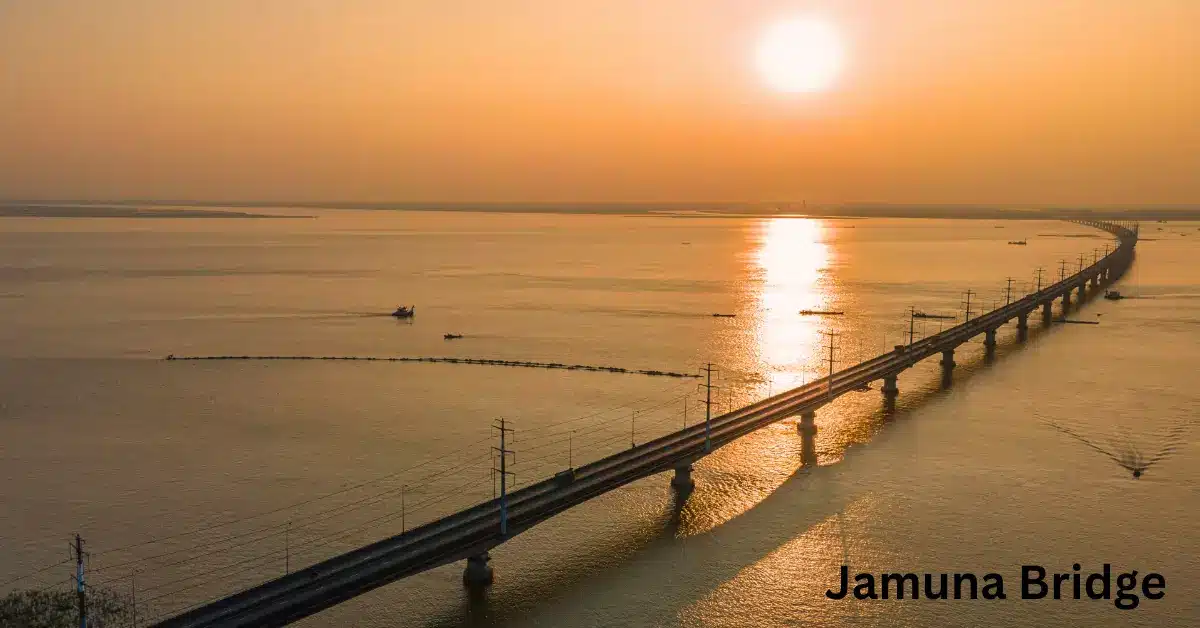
[1,201,1198,221]
[0,205,313,219]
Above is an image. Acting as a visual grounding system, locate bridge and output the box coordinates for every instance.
[154,220,1138,627]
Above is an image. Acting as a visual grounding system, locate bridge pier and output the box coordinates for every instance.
[1077,283,1086,302]
[983,329,998,355]
[1091,274,1100,288]
[1062,291,1072,311]
[796,411,817,435]
[1016,312,1029,340]
[797,411,818,467]
[881,375,899,399]
[1042,301,1053,321]
[940,349,956,371]
[671,464,694,491]
[463,552,494,587]
[940,349,956,385]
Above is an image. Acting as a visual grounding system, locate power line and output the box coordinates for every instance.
[92,433,494,559]
[93,451,494,577]
[138,471,497,608]
[0,558,70,590]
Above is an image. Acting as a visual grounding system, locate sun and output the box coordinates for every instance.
[755,18,845,94]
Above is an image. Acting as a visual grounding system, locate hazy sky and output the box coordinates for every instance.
[2,0,1197,204]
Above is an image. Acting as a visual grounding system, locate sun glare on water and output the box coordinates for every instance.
[755,17,845,94]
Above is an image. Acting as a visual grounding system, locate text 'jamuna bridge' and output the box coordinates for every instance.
[155,220,1139,627]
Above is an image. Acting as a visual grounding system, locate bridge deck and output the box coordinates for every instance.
[155,219,1137,628]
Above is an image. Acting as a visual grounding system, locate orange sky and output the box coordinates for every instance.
[1,0,1197,204]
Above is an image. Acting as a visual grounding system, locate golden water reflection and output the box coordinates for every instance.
[753,218,833,396]
[675,218,838,537]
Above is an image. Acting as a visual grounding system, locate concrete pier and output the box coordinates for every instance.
[940,349,956,370]
[1077,283,1086,302]
[463,552,494,587]
[671,464,694,491]
[983,329,998,354]
[1063,291,1072,310]
[796,411,817,435]
[1042,302,1053,321]
[881,375,899,399]
[1016,312,1029,340]
[940,349,956,385]
[798,411,817,467]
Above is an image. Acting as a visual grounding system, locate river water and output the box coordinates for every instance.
[0,209,1196,627]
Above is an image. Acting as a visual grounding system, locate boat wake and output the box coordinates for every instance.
[1041,419,1189,479]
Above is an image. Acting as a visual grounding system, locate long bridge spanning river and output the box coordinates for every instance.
[155,220,1139,628]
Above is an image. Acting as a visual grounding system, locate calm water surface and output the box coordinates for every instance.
[1,210,1196,627]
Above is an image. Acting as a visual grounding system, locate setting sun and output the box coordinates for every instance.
[755,17,845,94]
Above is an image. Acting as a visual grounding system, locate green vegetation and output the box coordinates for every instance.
[0,587,133,628]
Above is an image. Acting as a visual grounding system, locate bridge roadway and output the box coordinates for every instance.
[156,220,1137,627]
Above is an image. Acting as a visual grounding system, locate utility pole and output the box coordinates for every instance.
[568,431,573,468]
[1005,277,1015,305]
[630,410,637,448]
[73,534,86,628]
[698,364,719,452]
[822,330,838,399]
[130,569,137,628]
[492,418,515,536]
[682,397,687,429]
[1035,267,1045,292]
[285,521,290,574]
[962,290,976,322]
[1078,254,1086,274]
[401,485,407,533]
[908,306,916,347]
[1059,259,1068,282]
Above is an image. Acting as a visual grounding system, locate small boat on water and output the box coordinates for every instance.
[392,305,415,318]
[1007,240,1028,245]
[444,333,463,340]
[712,313,736,318]
[1104,290,1124,301]
[799,309,845,316]
[1055,318,1100,325]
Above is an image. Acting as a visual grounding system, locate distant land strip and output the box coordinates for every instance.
[0,205,312,219]
[5,201,1200,220]
[164,354,701,378]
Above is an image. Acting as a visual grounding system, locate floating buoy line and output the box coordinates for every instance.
[164,354,700,378]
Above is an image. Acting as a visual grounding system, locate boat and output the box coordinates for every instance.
[913,311,956,320]
[392,305,415,318]
[1007,240,1028,245]
[712,313,736,318]
[443,333,463,340]
[798,309,845,316]
[1104,290,1123,301]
